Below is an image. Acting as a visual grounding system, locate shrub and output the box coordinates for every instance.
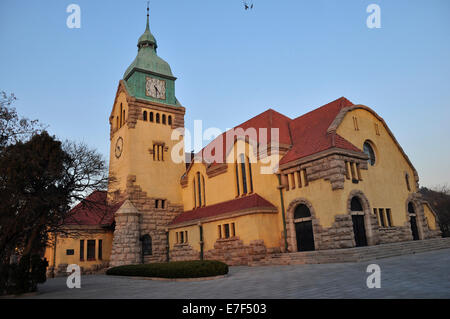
[0,254,48,296]
[106,260,228,279]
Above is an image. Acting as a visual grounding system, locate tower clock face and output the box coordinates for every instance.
[146,77,166,100]
[115,137,123,158]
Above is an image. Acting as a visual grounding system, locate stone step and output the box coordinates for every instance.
[258,238,450,266]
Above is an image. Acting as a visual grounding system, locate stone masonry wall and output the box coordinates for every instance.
[169,244,200,262]
[110,175,183,266]
[204,238,270,266]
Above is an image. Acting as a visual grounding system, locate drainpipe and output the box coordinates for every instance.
[199,222,204,261]
[277,174,289,252]
[165,228,170,263]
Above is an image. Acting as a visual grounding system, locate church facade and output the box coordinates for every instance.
[100,11,441,267]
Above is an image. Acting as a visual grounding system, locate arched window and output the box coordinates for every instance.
[156,113,160,123]
[294,204,311,219]
[150,112,154,122]
[122,109,126,126]
[363,141,376,166]
[141,234,152,256]
[116,116,119,129]
[162,114,166,124]
[351,197,363,212]
[193,172,206,208]
[168,115,172,125]
[143,111,147,121]
[248,156,254,193]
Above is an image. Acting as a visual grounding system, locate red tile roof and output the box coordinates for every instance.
[63,191,123,227]
[280,97,361,165]
[191,97,362,169]
[170,193,276,226]
[198,109,292,166]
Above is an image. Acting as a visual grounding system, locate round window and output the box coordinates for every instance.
[363,141,376,166]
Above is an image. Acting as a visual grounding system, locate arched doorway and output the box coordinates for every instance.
[294,204,315,252]
[350,197,368,247]
[408,202,420,240]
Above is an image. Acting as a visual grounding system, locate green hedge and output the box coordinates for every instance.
[106,260,228,279]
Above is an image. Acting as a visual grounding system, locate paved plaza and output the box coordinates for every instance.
[22,249,450,299]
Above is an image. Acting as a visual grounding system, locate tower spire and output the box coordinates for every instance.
[146,1,150,31]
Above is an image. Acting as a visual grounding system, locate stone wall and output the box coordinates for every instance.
[109,175,183,266]
[204,238,270,266]
[169,244,200,262]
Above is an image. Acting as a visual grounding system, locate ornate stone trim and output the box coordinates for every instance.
[285,198,320,252]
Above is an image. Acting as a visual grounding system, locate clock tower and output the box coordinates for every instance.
[108,7,186,266]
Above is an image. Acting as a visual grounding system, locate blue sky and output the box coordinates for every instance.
[0,0,449,187]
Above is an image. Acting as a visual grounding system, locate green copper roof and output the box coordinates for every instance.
[123,10,174,80]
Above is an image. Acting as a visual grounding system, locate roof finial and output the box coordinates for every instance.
[146,1,150,30]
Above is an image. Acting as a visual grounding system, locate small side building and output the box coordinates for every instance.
[44,191,122,276]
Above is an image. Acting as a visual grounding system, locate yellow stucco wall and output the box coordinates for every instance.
[282,108,420,228]
[423,204,437,230]
[177,139,284,251]
[44,230,113,269]
[169,212,280,251]
[108,92,185,205]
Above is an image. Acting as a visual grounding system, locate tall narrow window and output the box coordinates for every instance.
[168,115,172,125]
[386,209,393,227]
[80,240,84,261]
[231,223,236,237]
[248,157,254,193]
[156,113,160,123]
[150,112,154,122]
[162,114,166,124]
[119,103,123,128]
[98,240,103,260]
[202,175,206,206]
[122,110,126,126]
[240,154,248,194]
[235,163,240,196]
[197,172,202,207]
[143,111,147,121]
[224,224,230,238]
[87,240,95,260]
[116,117,119,130]
[379,209,386,227]
[193,178,197,208]
[142,235,152,255]
[155,199,159,209]
[218,225,222,239]
[180,231,184,243]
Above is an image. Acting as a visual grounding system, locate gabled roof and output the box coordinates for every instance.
[188,97,363,171]
[169,193,277,226]
[197,108,292,166]
[279,97,361,165]
[63,191,123,227]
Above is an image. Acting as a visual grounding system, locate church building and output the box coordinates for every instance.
[45,9,441,271]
